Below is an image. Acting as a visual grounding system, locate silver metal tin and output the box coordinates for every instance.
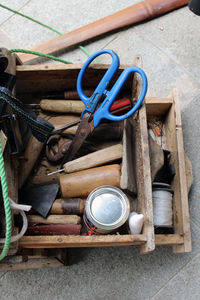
[84,186,130,234]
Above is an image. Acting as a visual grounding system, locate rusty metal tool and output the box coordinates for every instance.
[45,134,99,164]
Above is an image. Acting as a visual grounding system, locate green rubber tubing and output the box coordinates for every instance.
[0,138,12,261]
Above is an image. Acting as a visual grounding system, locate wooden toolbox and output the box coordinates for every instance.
[0,55,192,270]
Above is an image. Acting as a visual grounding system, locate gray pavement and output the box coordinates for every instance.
[0,1,200,299]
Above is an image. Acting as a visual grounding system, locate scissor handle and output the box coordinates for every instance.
[77,49,119,114]
[93,67,148,127]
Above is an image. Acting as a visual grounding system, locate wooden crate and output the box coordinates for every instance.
[0,56,191,270]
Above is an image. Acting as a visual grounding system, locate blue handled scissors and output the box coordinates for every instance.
[61,49,147,165]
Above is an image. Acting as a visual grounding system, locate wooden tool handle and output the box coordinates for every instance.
[18,136,44,188]
[18,0,189,63]
[60,164,121,198]
[50,198,85,214]
[27,214,81,225]
[26,224,81,235]
[40,100,84,114]
[64,89,93,100]
[63,144,123,173]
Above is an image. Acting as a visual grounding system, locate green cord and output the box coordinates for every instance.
[0,3,98,63]
[0,139,12,261]
[9,49,73,64]
[0,3,63,36]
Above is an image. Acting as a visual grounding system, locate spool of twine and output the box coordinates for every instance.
[153,189,173,227]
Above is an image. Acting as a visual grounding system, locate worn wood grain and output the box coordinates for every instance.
[145,97,173,115]
[155,234,183,245]
[63,144,123,173]
[19,234,147,248]
[134,56,155,254]
[27,215,81,225]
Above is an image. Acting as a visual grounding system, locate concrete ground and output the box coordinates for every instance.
[0,1,200,299]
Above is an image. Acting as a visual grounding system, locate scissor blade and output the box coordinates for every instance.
[53,120,81,134]
[61,114,93,165]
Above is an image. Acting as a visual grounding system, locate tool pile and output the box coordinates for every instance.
[13,49,147,238]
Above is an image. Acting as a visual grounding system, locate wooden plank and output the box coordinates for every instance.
[145,97,173,115]
[19,234,147,248]
[155,234,183,245]
[134,56,155,254]
[120,118,137,194]
[164,97,181,243]
[16,64,129,72]
[164,90,191,253]
[16,64,132,95]
[172,89,191,253]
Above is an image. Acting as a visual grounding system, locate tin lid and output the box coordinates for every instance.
[85,186,130,230]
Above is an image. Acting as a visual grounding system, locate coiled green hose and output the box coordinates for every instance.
[0,138,12,261]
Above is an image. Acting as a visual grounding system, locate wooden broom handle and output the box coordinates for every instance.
[18,0,189,64]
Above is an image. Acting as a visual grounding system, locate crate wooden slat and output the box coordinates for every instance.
[165,90,191,253]
[19,234,147,248]
[133,56,154,254]
[155,234,184,246]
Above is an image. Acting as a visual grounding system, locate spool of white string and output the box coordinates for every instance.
[153,189,173,227]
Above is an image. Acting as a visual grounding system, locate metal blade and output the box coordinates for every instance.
[61,114,93,165]
[53,120,81,134]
